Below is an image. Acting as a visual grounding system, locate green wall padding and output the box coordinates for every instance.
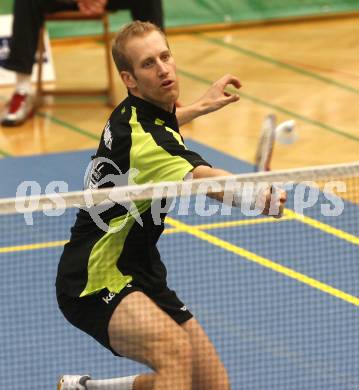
[1,0,359,38]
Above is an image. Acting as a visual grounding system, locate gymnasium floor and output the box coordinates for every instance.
[0,16,358,167]
[0,15,358,390]
[0,142,358,390]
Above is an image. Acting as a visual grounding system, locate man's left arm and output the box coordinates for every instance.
[176,74,241,126]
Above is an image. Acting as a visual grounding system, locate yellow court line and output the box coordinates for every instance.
[0,240,68,254]
[284,209,359,246]
[1,210,357,253]
[163,215,293,234]
[165,216,359,307]
[0,217,291,253]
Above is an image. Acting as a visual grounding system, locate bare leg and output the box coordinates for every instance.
[132,373,155,390]
[181,318,231,390]
[108,291,193,390]
[84,373,154,390]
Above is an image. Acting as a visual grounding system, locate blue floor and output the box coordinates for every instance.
[0,140,358,390]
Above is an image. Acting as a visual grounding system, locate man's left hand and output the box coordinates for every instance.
[197,74,241,116]
[176,74,241,126]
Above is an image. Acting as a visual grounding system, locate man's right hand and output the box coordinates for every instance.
[259,185,287,218]
[76,0,107,15]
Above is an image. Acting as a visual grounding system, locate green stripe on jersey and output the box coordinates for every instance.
[130,107,193,184]
[80,106,194,297]
[80,201,153,296]
[80,213,135,297]
[155,118,186,148]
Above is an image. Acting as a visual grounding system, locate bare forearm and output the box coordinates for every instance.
[192,165,231,180]
[191,165,287,217]
[191,165,233,203]
[176,101,206,127]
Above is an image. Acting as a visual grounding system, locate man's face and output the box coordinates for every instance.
[121,31,179,111]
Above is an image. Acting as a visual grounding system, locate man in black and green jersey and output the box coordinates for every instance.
[56,21,286,390]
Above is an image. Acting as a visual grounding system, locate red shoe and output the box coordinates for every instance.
[1,91,35,127]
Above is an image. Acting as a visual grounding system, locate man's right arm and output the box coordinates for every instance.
[191,165,287,218]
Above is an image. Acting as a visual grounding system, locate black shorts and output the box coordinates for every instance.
[57,284,193,356]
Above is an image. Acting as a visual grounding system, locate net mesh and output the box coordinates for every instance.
[0,162,358,390]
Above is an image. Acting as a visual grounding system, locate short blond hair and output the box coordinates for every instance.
[112,20,168,74]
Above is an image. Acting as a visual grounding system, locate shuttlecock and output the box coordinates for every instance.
[275,119,297,145]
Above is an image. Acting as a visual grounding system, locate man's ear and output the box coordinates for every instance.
[120,71,137,89]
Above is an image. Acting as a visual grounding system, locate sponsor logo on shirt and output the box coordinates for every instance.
[102,291,116,304]
[103,121,113,150]
[81,157,143,232]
